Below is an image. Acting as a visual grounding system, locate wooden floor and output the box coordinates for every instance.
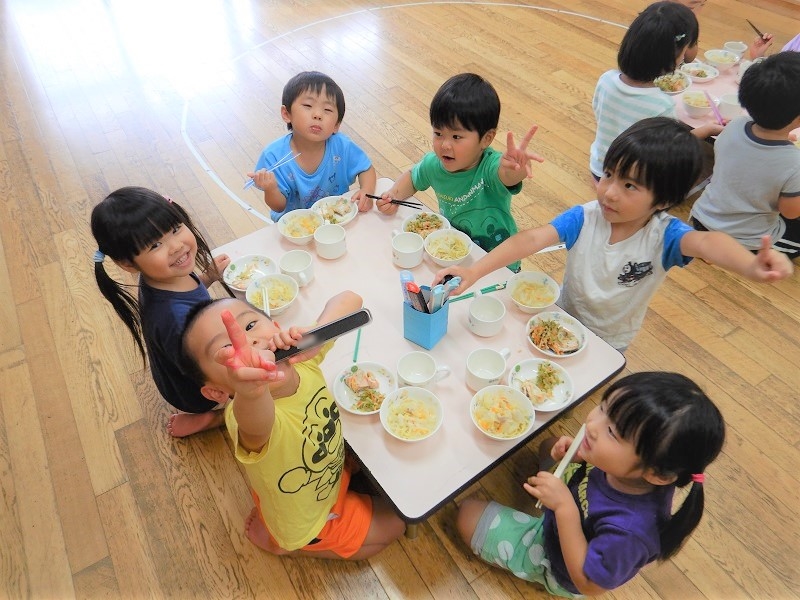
[1,0,798,598]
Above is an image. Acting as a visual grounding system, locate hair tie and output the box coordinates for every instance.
[93,250,106,263]
[691,473,705,484]
[165,195,173,203]
[675,33,686,42]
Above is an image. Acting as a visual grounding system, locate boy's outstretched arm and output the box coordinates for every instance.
[498,125,545,187]
[433,224,561,294]
[377,170,417,215]
[351,166,378,212]
[681,232,794,282]
[215,310,284,453]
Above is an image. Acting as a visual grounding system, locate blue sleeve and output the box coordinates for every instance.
[661,217,694,270]
[550,205,585,249]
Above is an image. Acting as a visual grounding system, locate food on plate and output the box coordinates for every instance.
[512,280,557,307]
[517,363,562,405]
[352,388,385,413]
[654,73,688,93]
[426,234,469,261]
[472,389,531,438]
[685,66,709,78]
[250,278,295,310]
[529,318,580,355]
[344,369,380,393]
[229,262,259,287]
[284,213,321,237]
[385,395,439,440]
[404,213,445,238]
[315,197,353,224]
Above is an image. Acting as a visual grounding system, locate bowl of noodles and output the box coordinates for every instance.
[470,385,534,441]
[245,273,299,316]
[277,209,324,245]
[526,312,588,358]
[704,49,740,72]
[423,228,472,267]
[380,387,443,442]
[402,212,450,239]
[507,271,560,314]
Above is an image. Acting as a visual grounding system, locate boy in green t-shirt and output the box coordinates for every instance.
[377,72,542,271]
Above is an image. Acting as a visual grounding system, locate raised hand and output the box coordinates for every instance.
[501,125,545,178]
[214,310,283,393]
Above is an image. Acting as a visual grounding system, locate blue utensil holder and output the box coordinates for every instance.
[403,300,449,350]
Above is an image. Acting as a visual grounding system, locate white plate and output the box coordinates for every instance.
[507,359,574,411]
[679,61,719,83]
[223,254,277,292]
[654,71,691,95]
[311,195,358,226]
[333,361,396,415]
[526,311,588,358]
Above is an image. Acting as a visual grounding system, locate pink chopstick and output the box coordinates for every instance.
[704,91,724,126]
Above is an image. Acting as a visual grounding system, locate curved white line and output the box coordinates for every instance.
[180,2,627,223]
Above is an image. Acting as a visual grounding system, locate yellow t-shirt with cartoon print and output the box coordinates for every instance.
[225,342,344,551]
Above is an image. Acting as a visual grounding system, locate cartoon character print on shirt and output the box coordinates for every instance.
[617,261,653,287]
[278,385,344,501]
[450,211,513,253]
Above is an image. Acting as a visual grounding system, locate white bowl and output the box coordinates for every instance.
[277,209,324,245]
[470,384,535,441]
[311,195,358,226]
[723,41,748,58]
[380,387,443,442]
[507,271,560,314]
[223,254,277,292]
[704,49,740,72]
[401,212,450,239]
[654,71,691,95]
[333,362,396,415]
[681,91,714,118]
[526,311,588,358]
[507,359,574,412]
[423,228,472,267]
[679,61,719,83]
[245,273,299,316]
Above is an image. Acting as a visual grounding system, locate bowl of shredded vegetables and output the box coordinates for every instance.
[507,271,560,314]
[526,311,588,358]
[245,273,299,316]
[277,209,324,245]
[402,212,450,239]
[470,384,534,441]
[423,228,472,267]
[380,387,443,442]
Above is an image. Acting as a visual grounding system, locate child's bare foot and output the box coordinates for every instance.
[245,507,290,555]
[167,410,224,437]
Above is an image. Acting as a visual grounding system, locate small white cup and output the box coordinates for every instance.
[397,351,451,389]
[718,93,743,120]
[279,249,314,287]
[391,231,424,269]
[467,295,506,337]
[466,347,510,392]
[314,224,346,260]
[724,40,748,58]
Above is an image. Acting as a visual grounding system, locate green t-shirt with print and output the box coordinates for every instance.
[411,147,521,271]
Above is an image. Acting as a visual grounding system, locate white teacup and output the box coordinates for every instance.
[314,224,347,260]
[391,231,424,269]
[397,351,451,389]
[279,249,314,287]
[467,295,506,337]
[718,93,743,120]
[466,347,510,392]
[724,40,748,58]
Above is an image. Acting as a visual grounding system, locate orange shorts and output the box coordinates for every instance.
[253,468,373,558]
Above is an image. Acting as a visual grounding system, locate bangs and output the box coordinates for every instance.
[605,388,672,462]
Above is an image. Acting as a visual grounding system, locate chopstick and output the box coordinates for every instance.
[447,281,507,303]
[704,91,725,126]
[746,18,766,40]
[535,424,586,509]
[243,151,301,190]
[352,328,362,363]
[364,193,425,209]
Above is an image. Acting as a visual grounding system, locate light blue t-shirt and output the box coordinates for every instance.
[255,132,372,222]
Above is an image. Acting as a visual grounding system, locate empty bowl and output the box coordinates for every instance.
[507,271,560,314]
[277,209,323,245]
[423,228,472,267]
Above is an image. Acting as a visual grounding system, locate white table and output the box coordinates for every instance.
[214,180,625,523]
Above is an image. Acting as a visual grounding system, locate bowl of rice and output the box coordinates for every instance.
[470,385,535,441]
[423,228,472,267]
[245,273,299,316]
[507,271,560,314]
[277,209,324,246]
[380,387,443,442]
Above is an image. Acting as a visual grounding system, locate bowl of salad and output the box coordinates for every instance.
[277,209,324,245]
[380,387,443,442]
[654,71,691,95]
[470,384,535,441]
